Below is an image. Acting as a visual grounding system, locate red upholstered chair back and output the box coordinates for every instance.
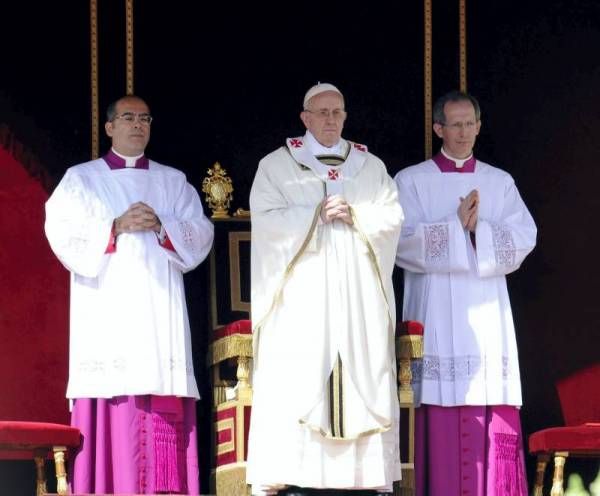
[0,145,70,424]
[556,363,600,426]
[0,139,76,495]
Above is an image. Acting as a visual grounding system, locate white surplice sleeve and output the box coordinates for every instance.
[394,172,470,274]
[45,168,114,278]
[475,178,537,277]
[159,178,214,273]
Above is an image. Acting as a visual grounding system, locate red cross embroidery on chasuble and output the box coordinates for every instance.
[290,138,303,148]
[328,169,340,180]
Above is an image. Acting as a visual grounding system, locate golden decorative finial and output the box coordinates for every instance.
[202,162,233,219]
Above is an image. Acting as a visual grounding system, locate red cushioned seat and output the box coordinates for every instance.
[529,424,600,453]
[0,421,80,455]
[528,364,600,496]
[396,319,424,337]
[213,318,252,341]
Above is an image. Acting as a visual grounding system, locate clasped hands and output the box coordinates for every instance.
[320,195,353,225]
[114,201,161,235]
[458,189,479,232]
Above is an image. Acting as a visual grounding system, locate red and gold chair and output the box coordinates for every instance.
[208,318,425,496]
[202,182,253,495]
[209,319,253,496]
[395,320,424,496]
[0,421,80,496]
[529,363,600,496]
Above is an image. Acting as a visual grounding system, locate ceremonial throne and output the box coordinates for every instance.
[203,163,423,496]
[203,163,253,494]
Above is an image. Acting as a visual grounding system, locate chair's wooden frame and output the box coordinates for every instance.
[532,449,600,496]
[1,444,70,496]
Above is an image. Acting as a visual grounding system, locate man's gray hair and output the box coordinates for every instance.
[433,90,481,124]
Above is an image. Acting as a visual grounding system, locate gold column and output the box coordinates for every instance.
[459,0,467,92]
[90,0,99,159]
[424,0,433,159]
[126,0,134,94]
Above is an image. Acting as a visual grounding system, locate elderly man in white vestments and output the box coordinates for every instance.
[246,83,404,496]
[394,90,537,496]
[44,95,214,494]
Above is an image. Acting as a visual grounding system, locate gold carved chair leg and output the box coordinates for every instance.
[550,451,568,496]
[53,445,68,495]
[532,453,549,496]
[34,450,48,496]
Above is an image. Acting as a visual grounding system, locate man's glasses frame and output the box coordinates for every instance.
[440,120,478,131]
[303,108,347,120]
[112,112,153,125]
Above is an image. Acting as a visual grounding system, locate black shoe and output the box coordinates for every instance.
[278,489,391,496]
[277,488,337,495]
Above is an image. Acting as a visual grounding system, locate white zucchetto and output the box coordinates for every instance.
[303,82,343,108]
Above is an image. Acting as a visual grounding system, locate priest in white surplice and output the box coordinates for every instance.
[45,95,213,494]
[394,91,537,496]
[247,83,403,495]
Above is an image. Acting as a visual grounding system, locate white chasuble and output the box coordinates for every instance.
[45,158,214,399]
[394,159,537,407]
[247,137,403,490]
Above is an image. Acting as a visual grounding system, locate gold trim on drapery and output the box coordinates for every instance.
[125,0,134,94]
[90,0,99,159]
[210,334,253,366]
[424,0,433,159]
[459,0,468,92]
[329,355,344,439]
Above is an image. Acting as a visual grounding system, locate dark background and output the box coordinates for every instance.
[2,0,599,493]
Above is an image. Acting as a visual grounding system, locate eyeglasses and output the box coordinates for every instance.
[441,120,478,131]
[112,112,153,125]
[304,108,346,120]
